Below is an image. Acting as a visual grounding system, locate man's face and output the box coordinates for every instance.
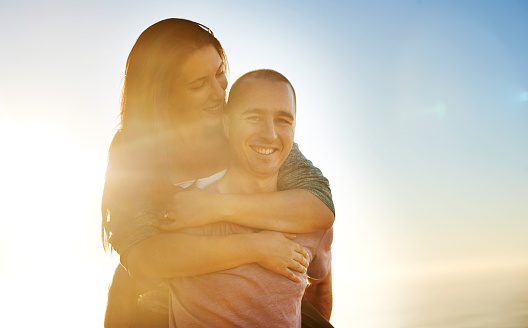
[224,78,296,178]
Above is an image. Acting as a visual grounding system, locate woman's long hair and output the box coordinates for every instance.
[102,18,227,251]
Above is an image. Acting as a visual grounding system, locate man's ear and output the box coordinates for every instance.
[222,113,230,139]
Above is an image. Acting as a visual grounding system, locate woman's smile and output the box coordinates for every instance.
[203,102,224,113]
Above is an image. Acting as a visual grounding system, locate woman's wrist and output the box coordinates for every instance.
[243,232,264,263]
[213,192,235,223]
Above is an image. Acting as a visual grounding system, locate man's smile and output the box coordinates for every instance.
[251,146,278,155]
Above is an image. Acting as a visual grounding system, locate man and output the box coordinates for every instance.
[167,69,333,327]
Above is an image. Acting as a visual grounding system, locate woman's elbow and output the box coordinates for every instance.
[307,202,334,231]
[125,243,158,280]
[318,207,335,230]
[302,191,335,230]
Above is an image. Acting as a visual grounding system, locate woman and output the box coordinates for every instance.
[102,18,335,327]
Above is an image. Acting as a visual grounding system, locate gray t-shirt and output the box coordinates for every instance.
[168,181,333,328]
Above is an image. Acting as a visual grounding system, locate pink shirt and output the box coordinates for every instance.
[168,183,332,328]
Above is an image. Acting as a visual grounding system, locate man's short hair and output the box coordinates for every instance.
[226,69,296,112]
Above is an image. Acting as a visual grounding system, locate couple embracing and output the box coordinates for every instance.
[103,18,334,328]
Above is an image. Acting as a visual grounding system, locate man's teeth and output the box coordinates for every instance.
[254,147,275,155]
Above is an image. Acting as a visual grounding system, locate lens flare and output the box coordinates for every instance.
[519,91,528,103]
[423,101,447,119]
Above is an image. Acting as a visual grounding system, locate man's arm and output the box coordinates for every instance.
[304,267,333,320]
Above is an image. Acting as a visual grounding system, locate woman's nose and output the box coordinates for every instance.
[212,75,227,101]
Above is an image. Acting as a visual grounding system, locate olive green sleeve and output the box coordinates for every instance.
[108,202,163,269]
[278,142,335,214]
[101,131,162,265]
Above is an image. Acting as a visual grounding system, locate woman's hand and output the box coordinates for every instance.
[158,186,218,231]
[253,231,309,283]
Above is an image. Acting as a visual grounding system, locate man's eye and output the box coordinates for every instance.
[247,116,260,122]
[277,118,292,125]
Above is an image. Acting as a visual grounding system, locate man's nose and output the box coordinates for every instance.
[259,119,277,140]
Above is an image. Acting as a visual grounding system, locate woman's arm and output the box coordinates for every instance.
[107,203,310,283]
[125,230,309,282]
[217,190,334,232]
[160,143,335,233]
[104,264,146,328]
[161,189,333,233]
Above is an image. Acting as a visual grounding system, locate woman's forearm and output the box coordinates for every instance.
[125,230,308,282]
[104,265,143,328]
[126,232,257,280]
[217,189,334,233]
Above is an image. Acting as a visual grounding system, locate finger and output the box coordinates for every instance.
[283,233,297,240]
[297,246,309,260]
[281,268,302,283]
[295,252,309,269]
[289,260,307,274]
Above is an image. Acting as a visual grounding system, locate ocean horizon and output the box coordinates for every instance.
[333,263,528,328]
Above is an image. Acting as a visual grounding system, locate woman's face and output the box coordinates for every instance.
[169,45,227,128]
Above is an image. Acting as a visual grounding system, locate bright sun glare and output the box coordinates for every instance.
[0,118,115,326]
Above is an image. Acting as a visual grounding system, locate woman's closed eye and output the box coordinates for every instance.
[189,80,206,90]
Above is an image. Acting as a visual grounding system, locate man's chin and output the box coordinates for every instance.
[250,165,280,177]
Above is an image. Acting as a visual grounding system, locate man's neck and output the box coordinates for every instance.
[216,165,278,194]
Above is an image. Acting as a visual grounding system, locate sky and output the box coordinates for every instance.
[0,0,527,327]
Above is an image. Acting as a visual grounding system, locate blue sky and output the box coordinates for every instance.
[0,0,527,326]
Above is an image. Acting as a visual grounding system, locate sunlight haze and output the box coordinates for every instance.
[1,0,527,326]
